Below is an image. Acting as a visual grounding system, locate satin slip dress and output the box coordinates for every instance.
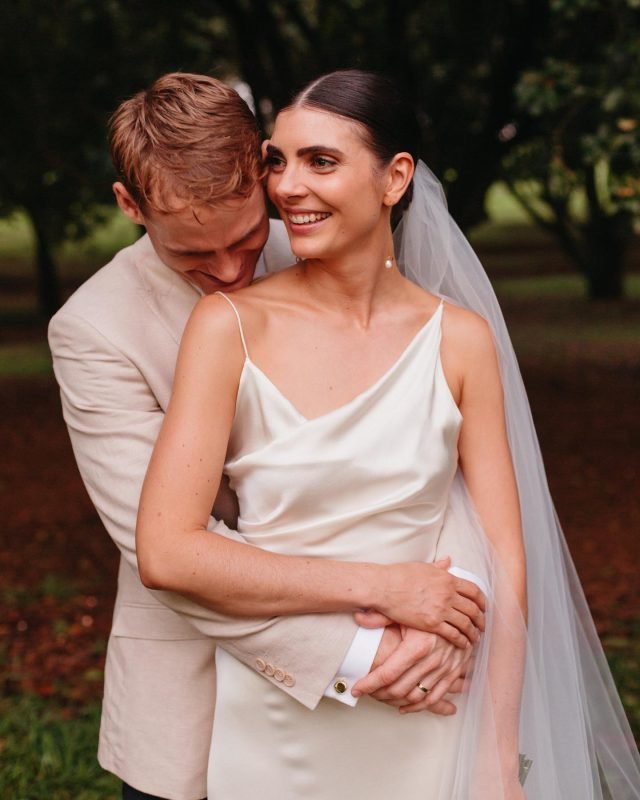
[208,294,465,799]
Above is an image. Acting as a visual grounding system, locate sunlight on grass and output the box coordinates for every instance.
[0,210,139,282]
[485,182,534,225]
[495,273,640,300]
[0,343,52,376]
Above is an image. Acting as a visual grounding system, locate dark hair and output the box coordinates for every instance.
[290,70,422,226]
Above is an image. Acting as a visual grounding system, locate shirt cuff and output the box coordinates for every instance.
[323,625,384,707]
[448,566,490,599]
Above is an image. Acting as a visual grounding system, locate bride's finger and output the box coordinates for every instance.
[353,609,393,628]
[353,642,432,697]
[453,593,486,632]
[444,608,481,645]
[399,695,458,715]
[454,577,486,612]
[369,654,442,701]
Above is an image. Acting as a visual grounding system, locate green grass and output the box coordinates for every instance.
[0,695,119,800]
[0,343,53,377]
[0,636,635,798]
[494,273,640,300]
[604,628,640,745]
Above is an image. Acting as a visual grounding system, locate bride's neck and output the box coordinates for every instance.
[299,255,404,325]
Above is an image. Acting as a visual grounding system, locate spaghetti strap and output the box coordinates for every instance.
[215,292,249,359]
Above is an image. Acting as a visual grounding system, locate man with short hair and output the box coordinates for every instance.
[49,73,483,800]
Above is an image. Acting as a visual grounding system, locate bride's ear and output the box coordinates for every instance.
[261,140,271,160]
[383,153,415,209]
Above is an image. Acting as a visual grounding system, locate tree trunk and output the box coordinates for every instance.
[583,170,628,300]
[28,211,61,318]
[583,219,626,300]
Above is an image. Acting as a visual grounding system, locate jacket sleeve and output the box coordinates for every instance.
[48,309,357,710]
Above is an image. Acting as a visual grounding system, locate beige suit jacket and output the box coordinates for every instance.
[48,223,358,800]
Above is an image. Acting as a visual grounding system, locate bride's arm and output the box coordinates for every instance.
[136,295,485,645]
[445,309,527,788]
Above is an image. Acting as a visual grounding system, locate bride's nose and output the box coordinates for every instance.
[272,163,307,201]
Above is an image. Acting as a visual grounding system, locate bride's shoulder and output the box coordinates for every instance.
[440,301,496,363]
[239,263,299,298]
[405,283,492,348]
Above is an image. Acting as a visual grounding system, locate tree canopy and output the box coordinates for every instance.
[2,0,638,313]
[504,0,640,298]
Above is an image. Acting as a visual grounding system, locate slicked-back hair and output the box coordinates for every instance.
[290,70,422,224]
[108,72,263,213]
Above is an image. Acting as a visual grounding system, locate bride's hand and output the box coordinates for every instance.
[351,623,473,715]
[372,558,486,648]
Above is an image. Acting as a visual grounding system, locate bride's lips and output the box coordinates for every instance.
[285,209,332,233]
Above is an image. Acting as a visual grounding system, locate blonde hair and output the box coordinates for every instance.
[108,73,262,212]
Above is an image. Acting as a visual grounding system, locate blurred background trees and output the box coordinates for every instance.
[2,0,639,314]
[505,0,640,299]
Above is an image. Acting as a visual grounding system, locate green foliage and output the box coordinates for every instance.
[0,1,229,313]
[0,695,119,800]
[504,0,640,296]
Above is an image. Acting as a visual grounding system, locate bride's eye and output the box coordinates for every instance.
[264,154,286,172]
[311,156,337,170]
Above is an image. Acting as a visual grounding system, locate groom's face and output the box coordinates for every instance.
[115,182,270,294]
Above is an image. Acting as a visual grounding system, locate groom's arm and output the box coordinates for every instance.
[48,309,358,710]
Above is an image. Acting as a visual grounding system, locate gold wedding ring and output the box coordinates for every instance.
[417,682,430,694]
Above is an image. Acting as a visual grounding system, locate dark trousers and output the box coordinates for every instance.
[122,782,206,800]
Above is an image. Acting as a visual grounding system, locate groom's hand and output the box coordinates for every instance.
[351,620,473,716]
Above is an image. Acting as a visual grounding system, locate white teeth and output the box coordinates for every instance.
[288,212,331,224]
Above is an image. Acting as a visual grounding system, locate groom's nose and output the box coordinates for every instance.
[212,251,244,282]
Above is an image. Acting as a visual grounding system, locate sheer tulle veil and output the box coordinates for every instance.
[394,161,640,798]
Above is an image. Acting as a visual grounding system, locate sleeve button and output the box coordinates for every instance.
[333,678,349,694]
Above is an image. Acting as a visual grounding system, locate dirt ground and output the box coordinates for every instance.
[0,317,638,711]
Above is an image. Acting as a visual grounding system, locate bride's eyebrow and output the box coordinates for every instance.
[265,144,283,158]
[296,145,343,158]
[265,143,343,158]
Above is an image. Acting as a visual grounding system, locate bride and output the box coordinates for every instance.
[136,70,640,798]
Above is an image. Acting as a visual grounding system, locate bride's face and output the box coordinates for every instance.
[264,107,391,262]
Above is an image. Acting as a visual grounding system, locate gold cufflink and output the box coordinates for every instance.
[333,678,348,694]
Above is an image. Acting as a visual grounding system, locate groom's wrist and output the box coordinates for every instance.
[323,625,384,706]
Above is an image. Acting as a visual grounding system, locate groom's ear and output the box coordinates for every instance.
[382,153,414,209]
[113,182,145,225]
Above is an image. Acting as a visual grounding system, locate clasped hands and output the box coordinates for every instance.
[352,557,485,716]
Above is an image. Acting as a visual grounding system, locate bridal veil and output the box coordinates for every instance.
[394,161,640,798]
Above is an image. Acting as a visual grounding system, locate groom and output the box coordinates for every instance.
[49,72,484,800]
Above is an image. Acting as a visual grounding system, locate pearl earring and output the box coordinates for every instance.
[384,257,394,270]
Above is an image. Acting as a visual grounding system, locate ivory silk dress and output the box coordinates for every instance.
[207,296,467,799]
